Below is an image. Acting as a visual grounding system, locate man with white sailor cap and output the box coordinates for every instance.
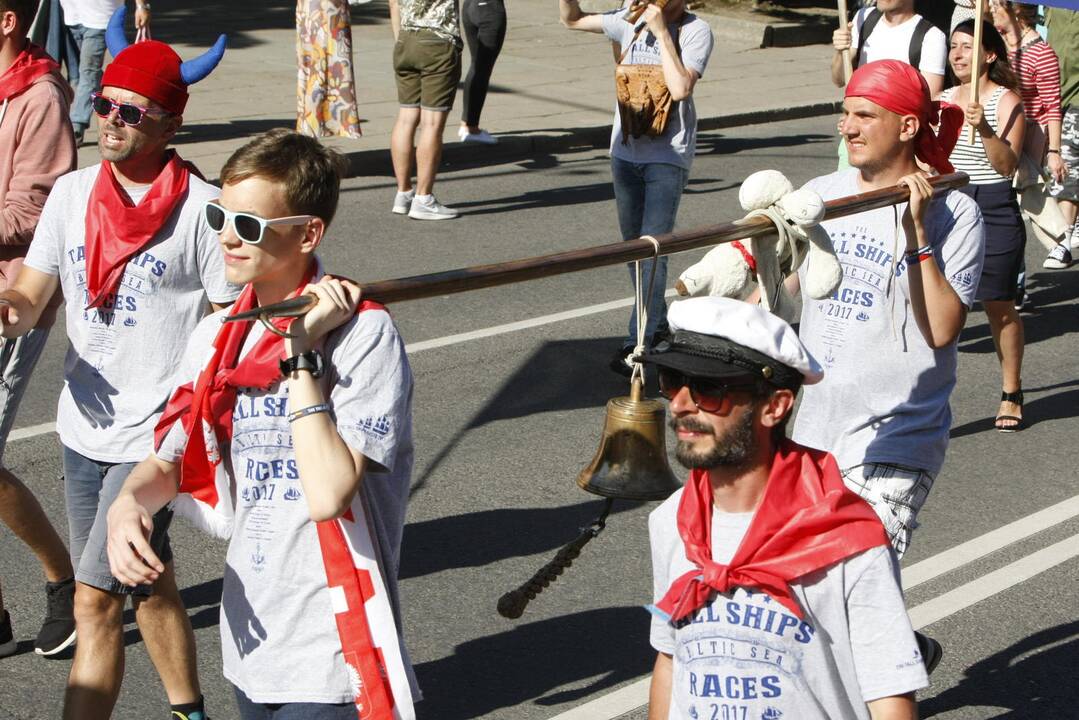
[640,296,927,720]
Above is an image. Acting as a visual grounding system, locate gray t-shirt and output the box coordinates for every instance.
[649,489,927,720]
[792,169,985,475]
[601,11,714,170]
[24,164,239,463]
[158,283,416,704]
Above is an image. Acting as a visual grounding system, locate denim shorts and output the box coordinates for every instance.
[0,327,51,464]
[841,462,935,558]
[63,445,173,596]
[233,685,357,719]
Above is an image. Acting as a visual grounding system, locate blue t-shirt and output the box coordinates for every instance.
[601,10,714,170]
[792,169,985,475]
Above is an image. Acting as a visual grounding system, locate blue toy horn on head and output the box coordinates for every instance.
[180,34,228,85]
[105,6,130,58]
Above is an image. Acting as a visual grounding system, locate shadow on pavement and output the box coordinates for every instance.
[174,118,294,147]
[147,0,294,49]
[414,606,652,720]
[400,499,642,579]
[919,620,1079,718]
[409,337,634,498]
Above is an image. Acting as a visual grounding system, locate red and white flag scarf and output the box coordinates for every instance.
[83,151,193,309]
[154,272,415,719]
[651,441,889,623]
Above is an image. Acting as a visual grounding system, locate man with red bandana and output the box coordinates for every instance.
[0,8,235,719]
[0,0,78,660]
[642,296,926,720]
[788,59,986,674]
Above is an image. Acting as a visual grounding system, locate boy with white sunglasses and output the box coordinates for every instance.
[106,129,419,719]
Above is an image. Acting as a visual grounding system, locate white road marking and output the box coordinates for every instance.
[902,494,1079,589]
[404,289,679,354]
[8,290,681,442]
[545,508,1079,720]
[7,421,55,442]
[907,533,1079,629]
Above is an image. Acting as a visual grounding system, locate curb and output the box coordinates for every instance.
[340,100,842,180]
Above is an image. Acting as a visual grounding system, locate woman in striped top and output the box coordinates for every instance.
[945,19,1028,432]
[993,1,1072,269]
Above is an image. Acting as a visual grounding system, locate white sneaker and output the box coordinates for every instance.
[458,127,498,145]
[392,189,415,215]
[408,194,459,220]
[1070,225,1079,251]
[1043,243,1072,269]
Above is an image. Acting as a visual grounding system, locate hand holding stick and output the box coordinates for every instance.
[838,0,852,84]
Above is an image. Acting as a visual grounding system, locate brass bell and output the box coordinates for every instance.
[577,378,683,501]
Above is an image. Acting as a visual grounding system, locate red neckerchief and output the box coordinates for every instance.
[154,271,396,718]
[731,241,757,274]
[83,151,192,309]
[652,441,888,623]
[0,44,58,103]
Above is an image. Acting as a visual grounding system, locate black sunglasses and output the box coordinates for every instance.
[91,92,169,126]
[204,201,315,245]
[657,368,755,413]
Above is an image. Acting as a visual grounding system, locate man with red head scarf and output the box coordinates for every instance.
[787,59,986,673]
[0,8,235,720]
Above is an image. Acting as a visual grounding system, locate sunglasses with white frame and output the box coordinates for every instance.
[204,200,316,245]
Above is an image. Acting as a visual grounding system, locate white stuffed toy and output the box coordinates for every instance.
[676,170,842,322]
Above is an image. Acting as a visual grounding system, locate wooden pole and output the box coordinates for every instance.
[228,173,969,323]
[838,0,852,84]
[968,0,986,144]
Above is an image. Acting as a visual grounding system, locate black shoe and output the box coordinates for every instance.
[0,610,16,658]
[608,345,634,378]
[915,631,943,675]
[34,578,76,656]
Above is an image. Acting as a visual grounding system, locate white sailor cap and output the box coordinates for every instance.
[640,297,823,388]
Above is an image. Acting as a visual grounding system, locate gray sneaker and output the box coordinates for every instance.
[392,189,415,215]
[1043,243,1072,269]
[408,195,459,220]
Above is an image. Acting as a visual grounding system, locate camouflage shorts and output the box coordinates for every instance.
[841,462,935,558]
[1050,105,1079,203]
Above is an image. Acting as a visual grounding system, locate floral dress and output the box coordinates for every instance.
[296,0,362,138]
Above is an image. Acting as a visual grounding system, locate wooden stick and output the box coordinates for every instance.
[968,0,986,144]
[228,173,969,320]
[838,0,852,84]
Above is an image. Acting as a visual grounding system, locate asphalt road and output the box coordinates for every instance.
[1,114,1078,720]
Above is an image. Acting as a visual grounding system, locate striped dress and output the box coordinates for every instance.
[941,85,1012,185]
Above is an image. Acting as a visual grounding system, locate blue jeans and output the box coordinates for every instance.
[69,25,106,130]
[41,0,79,81]
[233,686,357,719]
[611,157,689,347]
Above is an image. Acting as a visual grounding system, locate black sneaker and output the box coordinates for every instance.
[34,578,76,656]
[0,610,16,658]
[915,631,943,675]
[608,345,634,378]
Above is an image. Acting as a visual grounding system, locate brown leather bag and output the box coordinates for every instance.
[613,18,679,142]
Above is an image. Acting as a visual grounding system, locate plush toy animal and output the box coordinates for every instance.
[676,170,842,322]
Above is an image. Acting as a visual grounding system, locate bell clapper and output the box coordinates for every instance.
[496,498,616,620]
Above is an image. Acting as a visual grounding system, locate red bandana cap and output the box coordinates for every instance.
[845,59,963,175]
[100,7,226,115]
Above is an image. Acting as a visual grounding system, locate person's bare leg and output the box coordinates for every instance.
[0,467,74,585]
[63,583,125,720]
[415,108,450,196]
[391,107,421,193]
[133,562,201,705]
[985,300,1025,428]
[1059,198,1077,227]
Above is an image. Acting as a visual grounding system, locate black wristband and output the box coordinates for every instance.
[279,349,325,379]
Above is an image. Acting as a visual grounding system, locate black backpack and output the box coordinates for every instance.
[853,8,935,70]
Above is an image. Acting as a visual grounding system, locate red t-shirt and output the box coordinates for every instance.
[1009,38,1063,126]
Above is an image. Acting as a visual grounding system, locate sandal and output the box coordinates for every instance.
[995,389,1024,433]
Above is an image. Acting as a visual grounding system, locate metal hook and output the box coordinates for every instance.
[258,313,293,338]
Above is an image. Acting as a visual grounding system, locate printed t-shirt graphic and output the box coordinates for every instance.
[23,164,239,462]
[791,169,984,475]
[158,282,418,706]
[649,491,927,720]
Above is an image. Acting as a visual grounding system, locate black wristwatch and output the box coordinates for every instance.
[279,349,325,379]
